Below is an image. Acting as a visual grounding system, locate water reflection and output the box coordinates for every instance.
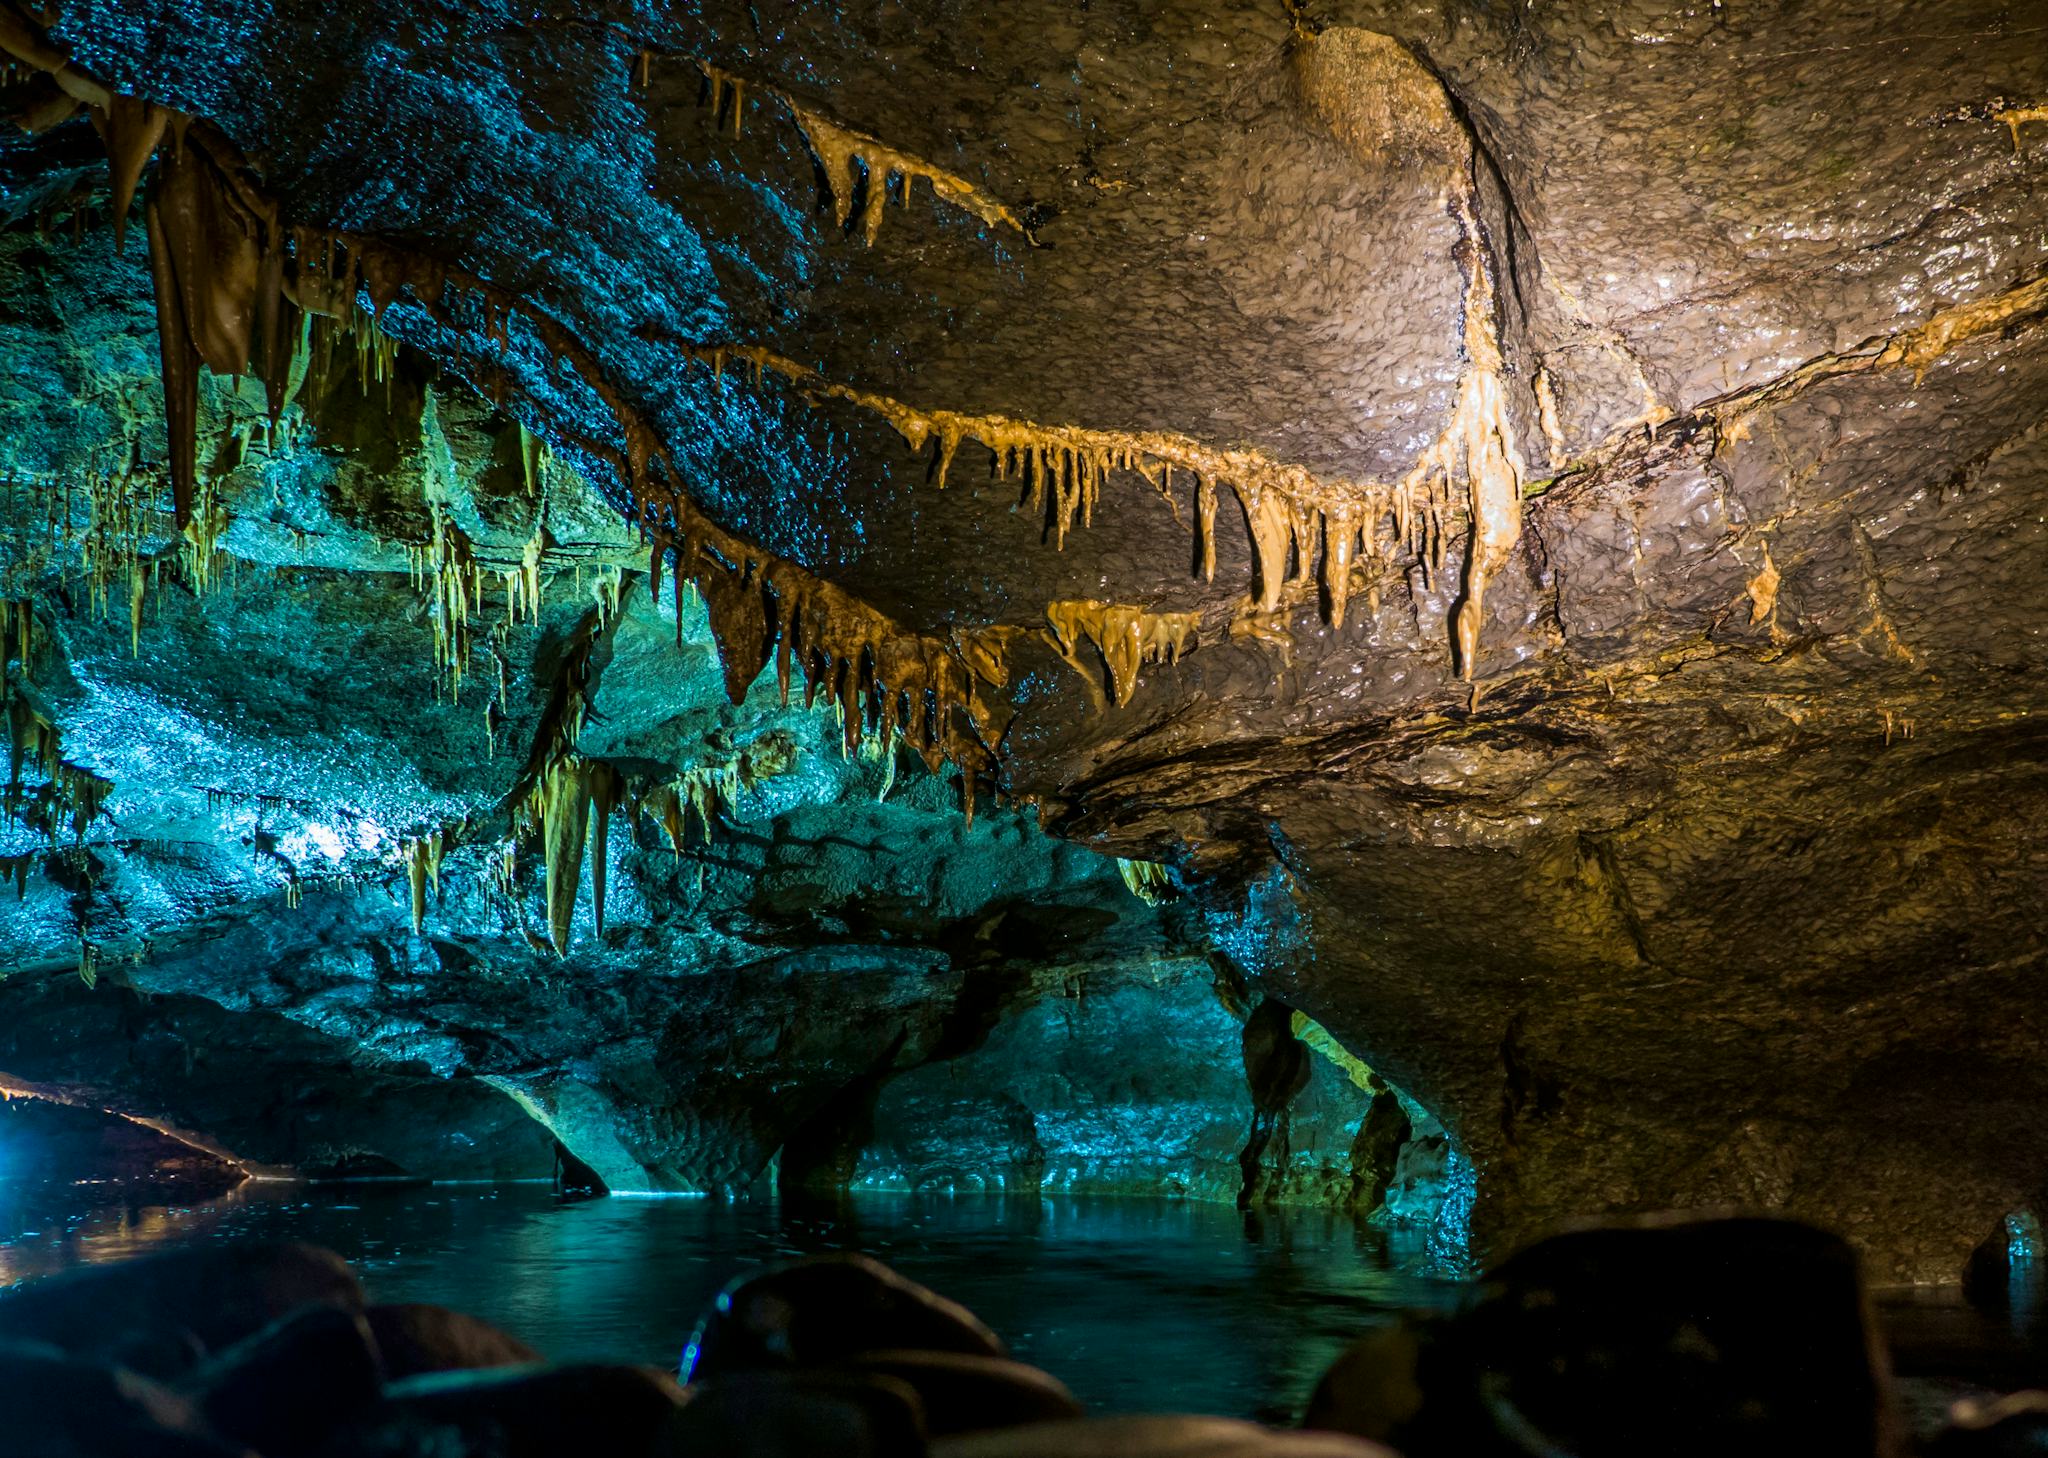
[0,1182,1460,1418]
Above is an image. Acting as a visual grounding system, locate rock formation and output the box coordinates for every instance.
[0,0,2039,1284]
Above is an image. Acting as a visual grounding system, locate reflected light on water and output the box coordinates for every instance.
[0,1182,1460,1419]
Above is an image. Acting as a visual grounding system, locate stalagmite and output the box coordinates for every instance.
[1045,600,1200,709]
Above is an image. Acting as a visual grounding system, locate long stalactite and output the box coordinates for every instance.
[651,51,1027,248]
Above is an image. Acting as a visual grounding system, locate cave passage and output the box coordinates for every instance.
[0,0,2044,1452]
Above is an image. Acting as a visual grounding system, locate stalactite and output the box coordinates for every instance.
[528,755,592,956]
[1044,600,1200,709]
[1433,189,1526,684]
[2,610,113,843]
[1291,25,1529,681]
[680,342,1431,620]
[410,506,483,698]
[1747,545,1781,624]
[517,422,548,497]
[403,832,444,934]
[696,60,747,137]
[788,104,1023,247]
[585,759,620,937]
[178,476,229,597]
[659,50,1023,246]
[3,17,1015,824]
[1117,858,1173,905]
[0,851,32,900]
[87,95,169,249]
[1995,103,2048,152]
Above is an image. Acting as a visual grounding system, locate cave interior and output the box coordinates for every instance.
[0,0,2044,1453]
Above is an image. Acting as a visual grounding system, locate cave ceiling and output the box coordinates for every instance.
[0,0,2042,1282]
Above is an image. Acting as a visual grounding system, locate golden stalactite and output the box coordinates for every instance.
[787,104,1023,247]
[1996,103,2048,153]
[1044,600,1200,709]
[1292,25,1529,684]
[1117,857,1173,905]
[404,833,441,934]
[650,50,1025,247]
[3,599,112,843]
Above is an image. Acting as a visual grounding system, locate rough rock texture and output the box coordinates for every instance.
[0,0,2042,1280]
[0,215,1429,1219]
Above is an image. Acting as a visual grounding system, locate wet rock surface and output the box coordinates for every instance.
[1,1216,2039,1454]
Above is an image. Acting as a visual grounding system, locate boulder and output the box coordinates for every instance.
[683,1255,1005,1380]
[365,1303,541,1378]
[672,1369,929,1457]
[1306,1213,1905,1457]
[841,1350,1083,1436]
[0,1241,363,1379]
[930,1415,1396,1456]
[1927,1391,2048,1455]
[0,1339,250,1457]
[1302,1324,1430,1446]
[363,1361,686,1456]
[188,1304,384,1456]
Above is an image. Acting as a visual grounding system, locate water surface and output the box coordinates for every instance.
[0,1182,1456,1419]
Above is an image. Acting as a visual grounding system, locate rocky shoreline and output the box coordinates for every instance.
[3,1211,2043,1456]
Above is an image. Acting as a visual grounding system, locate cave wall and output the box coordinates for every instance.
[0,0,2038,1281]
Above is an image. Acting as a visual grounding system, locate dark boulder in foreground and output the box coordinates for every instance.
[363,1305,541,1380]
[1308,1213,1905,1457]
[358,1363,688,1456]
[0,1241,362,1379]
[930,1415,1395,1456]
[1927,1391,2048,1454]
[190,1304,385,1457]
[667,1367,929,1456]
[684,1253,1008,1379]
[0,1340,247,1457]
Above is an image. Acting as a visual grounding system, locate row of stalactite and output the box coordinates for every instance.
[1,600,114,844]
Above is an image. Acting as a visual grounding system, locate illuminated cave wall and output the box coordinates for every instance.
[0,212,1456,1240]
